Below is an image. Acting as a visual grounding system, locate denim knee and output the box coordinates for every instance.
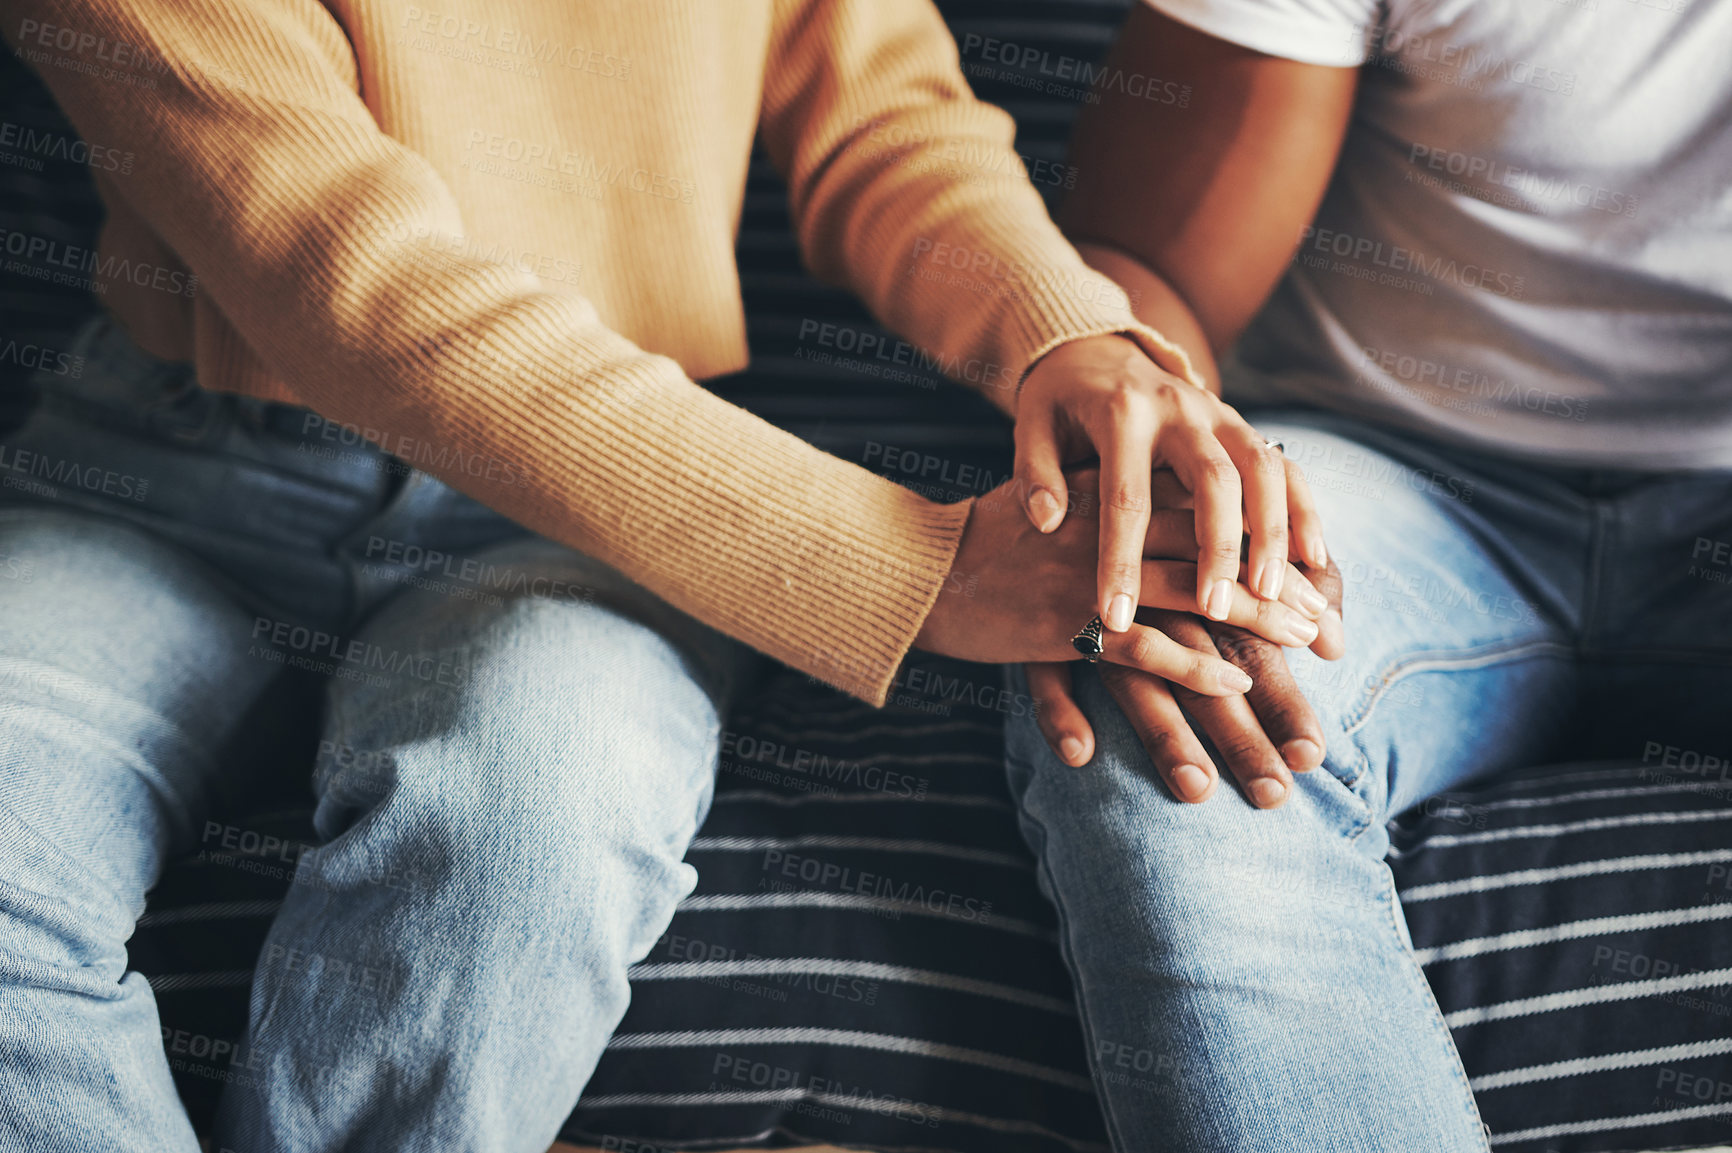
[302,592,724,953]
[0,508,269,990]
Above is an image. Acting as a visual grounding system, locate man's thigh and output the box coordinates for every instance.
[1257,413,1580,818]
[1004,656,1492,1151]
[997,414,1594,1149]
[1008,409,1584,838]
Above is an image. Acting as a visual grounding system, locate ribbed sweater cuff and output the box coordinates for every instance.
[999,276,1207,418]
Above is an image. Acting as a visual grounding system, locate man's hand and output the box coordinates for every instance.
[913,469,1330,694]
[1026,559,1344,808]
[1015,334,1329,635]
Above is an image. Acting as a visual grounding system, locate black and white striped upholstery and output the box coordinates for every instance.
[567,663,1100,1151]
[1396,763,1732,1151]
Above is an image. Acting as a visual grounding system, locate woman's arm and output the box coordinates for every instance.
[4,0,976,705]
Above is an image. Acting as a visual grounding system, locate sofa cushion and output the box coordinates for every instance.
[1392,760,1732,1151]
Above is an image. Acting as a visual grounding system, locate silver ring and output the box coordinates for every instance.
[1264,438,1284,454]
[1071,615,1105,662]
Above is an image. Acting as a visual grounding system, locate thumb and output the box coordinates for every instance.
[1026,662,1094,767]
[1014,414,1069,534]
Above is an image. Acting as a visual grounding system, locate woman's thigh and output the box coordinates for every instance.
[0,504,273,950]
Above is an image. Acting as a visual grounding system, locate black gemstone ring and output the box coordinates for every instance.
[1071,615,1105,662]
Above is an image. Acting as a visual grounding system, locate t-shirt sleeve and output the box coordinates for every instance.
[1141,0,1381,68]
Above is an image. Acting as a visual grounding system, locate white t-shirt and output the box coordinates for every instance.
[1144,0,1732,468]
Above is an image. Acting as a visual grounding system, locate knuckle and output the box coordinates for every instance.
[1217,417,1257,445]
[1105,483,1151,515]
[1216,732,1266,763]
[1199,456,1240,488]
[1136,725,1186,759]
[1266,701,1314,731]
[1151,379,1193,412]
[1211,631,1266,667]
[1171,381,1214,409]
[1101,383,1153,422]
[1033,694,1076,722]
[1204,540,1244,567]
[1125,631,1165,669]
[1107,561,1143,590]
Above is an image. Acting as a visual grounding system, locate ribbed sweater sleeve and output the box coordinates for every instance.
[3,0,970,704]
[759,0,1204,416]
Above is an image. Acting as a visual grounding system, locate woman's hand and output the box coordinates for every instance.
[1015,334,1328,633]
[913,470,1329,697]
[1026,557,1345,809]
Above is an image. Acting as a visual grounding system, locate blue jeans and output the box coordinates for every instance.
[1005,410,1732,1152]
[0,316,754,1152]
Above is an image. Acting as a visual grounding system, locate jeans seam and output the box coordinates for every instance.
[1340,639,1574,738]
[1334,730,1378,841]
[1001,756,1135,1153]
[1006,747,1489,1152]
[1377,869,1493,1151]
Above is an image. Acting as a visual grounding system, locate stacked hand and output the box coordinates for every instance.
[1012,334,1328,627]
[1030,510,1345,809]
[914,333,1345,810]
[912,468,1330,693]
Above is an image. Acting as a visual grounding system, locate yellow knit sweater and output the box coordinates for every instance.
[6,0,1193,703]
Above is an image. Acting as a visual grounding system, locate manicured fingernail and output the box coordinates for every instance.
[1204,579,1234,621]
[1249,778,1287,807]
[1297,582,1328,615]
[1219,665,1253,694]
[1308,535,1329,569]
[1254,560,1283,601]
[1284,615,1320,647]
[1322,608,1344,649]
[1060,736,1086,765]
[1282,738,1323,770]
[1171,763,1211,800]
[1029,488,1064,533]
[1107,594,1134,632]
